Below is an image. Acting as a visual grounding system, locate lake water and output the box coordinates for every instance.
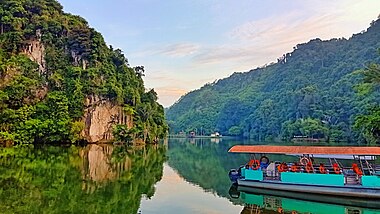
[1,138,379,214]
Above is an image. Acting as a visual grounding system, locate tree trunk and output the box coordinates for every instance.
[143,124,147,143]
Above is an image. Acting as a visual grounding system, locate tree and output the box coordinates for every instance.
[354,107,380,144]
[363,63,380,84]
[354,54,380,143]
[228,126,241,136]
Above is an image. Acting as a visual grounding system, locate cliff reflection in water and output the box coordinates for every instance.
[80,144,132,184]
[0,143,166,214]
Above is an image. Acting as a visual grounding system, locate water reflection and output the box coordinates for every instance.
[167,138,250,201]
[166,138,298,201]
[139,164,243,214]
[167,138,380,213]
[2,138,380,213]
[80,144,130,183]
[0,143,166,214]
[231,185,380,214]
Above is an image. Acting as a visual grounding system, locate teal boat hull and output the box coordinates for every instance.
[237,179,380,199]
[236,185,380,209]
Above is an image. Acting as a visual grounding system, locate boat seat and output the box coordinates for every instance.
[343,169,356,176]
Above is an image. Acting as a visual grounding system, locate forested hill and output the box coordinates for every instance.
[166,19,380,143]
[0,0,167,144]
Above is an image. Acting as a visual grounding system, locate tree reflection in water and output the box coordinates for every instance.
[0,143,166,214]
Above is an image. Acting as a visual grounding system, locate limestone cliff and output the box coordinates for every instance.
[82,95,133,143]
[21,29,46,74]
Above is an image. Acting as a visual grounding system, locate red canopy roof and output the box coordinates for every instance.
[228,145,380,155]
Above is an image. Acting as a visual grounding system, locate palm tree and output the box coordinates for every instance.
[137,103,153,143]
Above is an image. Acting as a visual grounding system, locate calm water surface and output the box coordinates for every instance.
[1,138,379,213]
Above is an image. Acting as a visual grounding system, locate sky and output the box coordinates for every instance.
[57,0,380,107]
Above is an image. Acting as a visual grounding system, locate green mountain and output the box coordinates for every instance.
[0,0,167,144]
[166,19,380,143]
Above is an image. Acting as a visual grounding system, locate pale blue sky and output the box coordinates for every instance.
[58,0,380,107]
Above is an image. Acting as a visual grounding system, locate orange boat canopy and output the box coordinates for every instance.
[228,145,380,155]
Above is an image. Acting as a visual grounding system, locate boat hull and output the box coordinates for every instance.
[236,185,380,209]
[237,179,380,199]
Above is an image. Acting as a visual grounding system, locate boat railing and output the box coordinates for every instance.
[261,164,361,179]
[260,167,363,185]
[248,161,379,183]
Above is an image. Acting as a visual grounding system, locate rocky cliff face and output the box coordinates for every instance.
[82,95,133,143]
[21,30,46,74]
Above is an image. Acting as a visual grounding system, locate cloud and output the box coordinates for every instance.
[192,3,379,69]
[158,43,200,57]
[156,87,188,96]
[134,43,200,58]
[231,13,335,42]
[154,87,188,107]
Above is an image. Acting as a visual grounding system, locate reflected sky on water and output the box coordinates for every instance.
[139,164,243,214]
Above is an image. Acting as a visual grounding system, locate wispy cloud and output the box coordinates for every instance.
[230,13,336,42]
[154,87,188,107]
[133,43,200,58]
[192,4,378,69]
[158,43,200,57]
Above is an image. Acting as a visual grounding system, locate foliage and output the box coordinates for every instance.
[0,0,167,144]
[113,124,134,143]
[166,19,380,143]
[354,56,380,144]
[281,118,329,140]
[354,107,380,144]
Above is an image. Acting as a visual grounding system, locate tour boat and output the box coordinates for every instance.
[228,145,380,199]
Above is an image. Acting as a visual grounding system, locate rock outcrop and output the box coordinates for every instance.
[21,29,46,74]
[82,95,133,143]
[70,50,88,70]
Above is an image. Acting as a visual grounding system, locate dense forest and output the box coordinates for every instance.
[166,19,380,143]
[0,0,167,144]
